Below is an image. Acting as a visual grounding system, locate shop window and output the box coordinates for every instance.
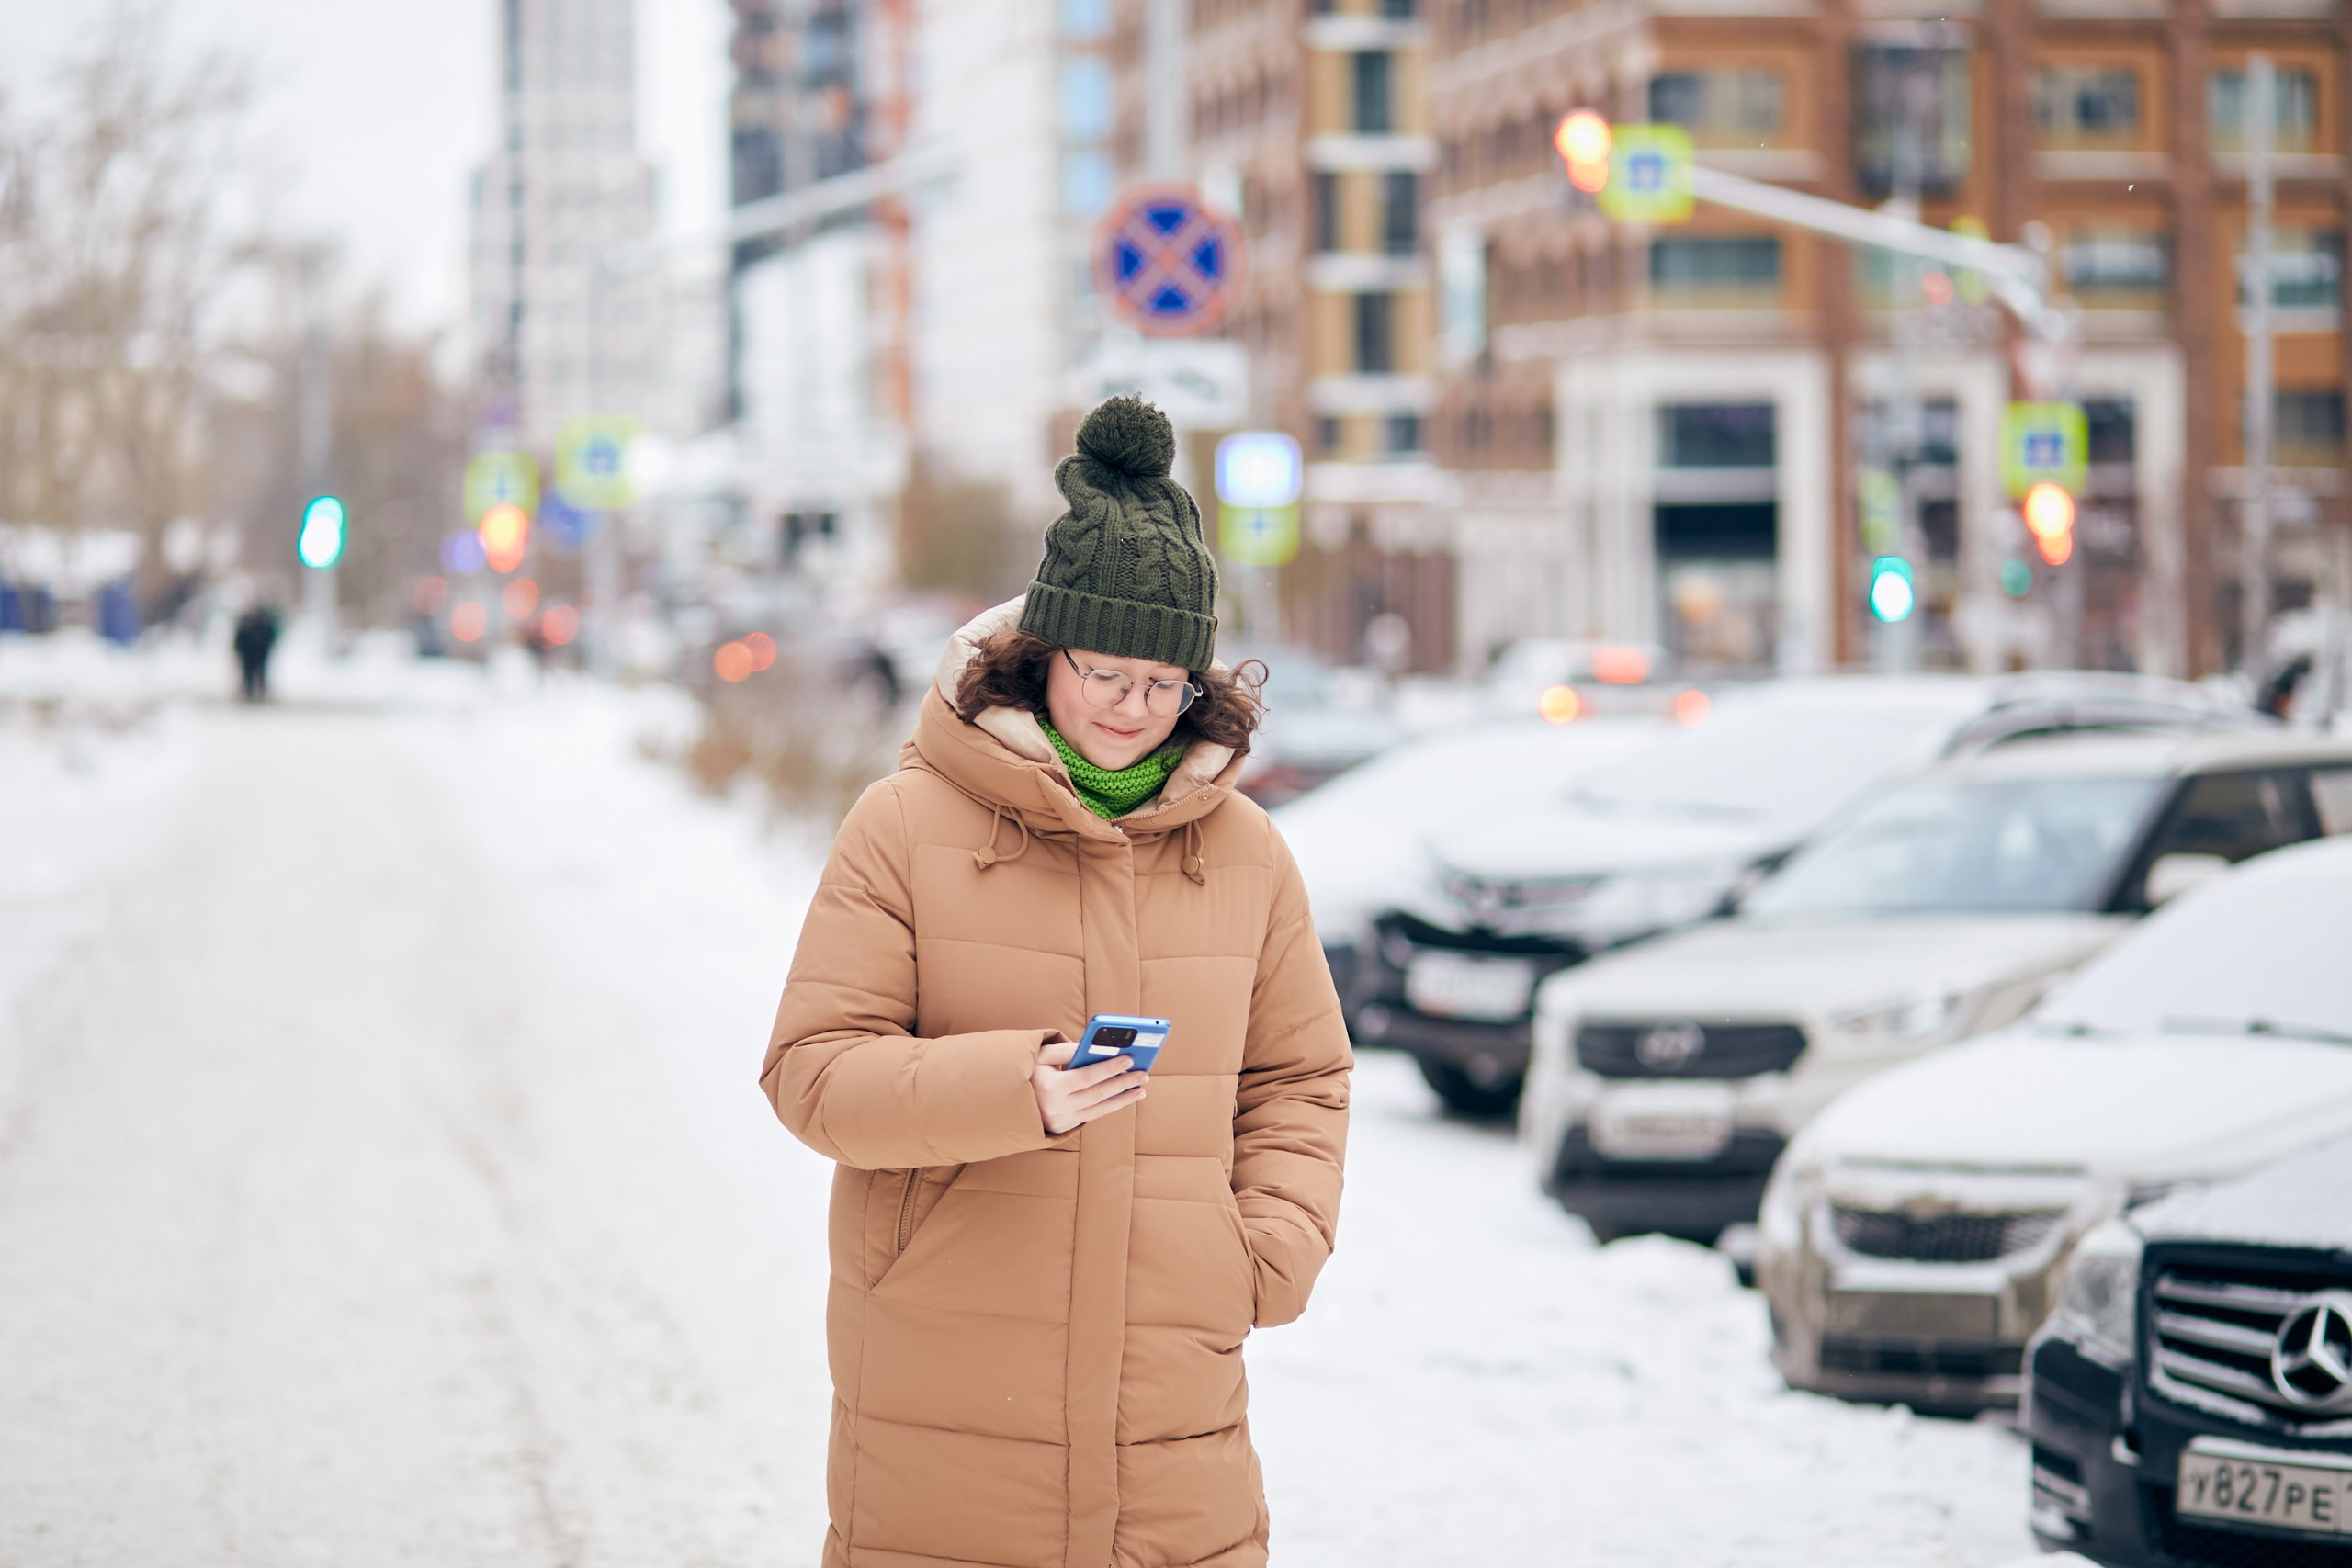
[2210,66,2319,154]
[1658,404,1776,468]
[1648,69,1785,146]
[2064,229,2169,307]
[1649,235,1781,304]
[2034,67,2141,149]
[1853,44,1973,197]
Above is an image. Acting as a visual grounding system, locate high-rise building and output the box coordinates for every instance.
[1121,0,1451,669]
[1429,0,2347,677]
[468,0,662,450]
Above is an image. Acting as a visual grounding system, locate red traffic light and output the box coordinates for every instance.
[2023,482,2075,566]
[1555,110,1612,193]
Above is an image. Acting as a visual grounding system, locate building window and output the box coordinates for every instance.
[1649,235,1781,304]
[2274,390,2346,464]
[2084,400,2136,465]
[2064,228,2169,306]
[1647,69,1784,145]
[1381,172,1418,255]
[2210,66,2319,154]
[2238,230,2346,311]
[1060,57,1113,141]
[1853,44,1973,197]
[1353,52,1393,134]
[1062,150,1114,217]
[1382,0,1418,17]
[1354,291,1396,371]
[1658,404,1776,468]
[1314,171,1340,253]
[2033,66,2141,149]
[1316,415,1344,454]
[1385,413,1423,455]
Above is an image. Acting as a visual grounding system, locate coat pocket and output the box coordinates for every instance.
[1216,1190,1259,1332]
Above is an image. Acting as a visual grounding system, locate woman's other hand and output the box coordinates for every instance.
[1032,1041,1147,1134]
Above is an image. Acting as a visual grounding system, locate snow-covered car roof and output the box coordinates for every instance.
[1934,728,2352,783]
[2135,1132,2352,1252]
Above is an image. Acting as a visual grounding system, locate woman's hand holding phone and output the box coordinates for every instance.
[1032,1040,1146,1134]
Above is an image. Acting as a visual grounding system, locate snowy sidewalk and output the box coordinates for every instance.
[0,676,2033,1566]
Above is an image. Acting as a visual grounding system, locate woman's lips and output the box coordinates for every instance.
[1095,721,1145,740]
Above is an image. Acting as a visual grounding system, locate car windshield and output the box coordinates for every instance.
[2035,840,2352,1042]
[1568,692,1980,821]
[1745,773,2167,916]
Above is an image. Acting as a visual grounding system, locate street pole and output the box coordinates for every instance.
[298,245,336,651]
[1144,0,1187,180]
[586,251,622,682]
[2240,54,2276,682]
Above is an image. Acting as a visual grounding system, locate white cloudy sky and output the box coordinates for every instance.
[0,0,730,337]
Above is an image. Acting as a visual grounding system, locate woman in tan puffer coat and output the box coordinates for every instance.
[763,398,1351,1568]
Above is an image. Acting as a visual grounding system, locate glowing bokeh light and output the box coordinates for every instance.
[503,578,540,619]
[1555,110,1611,185]
[1590,645,1650,685]
[713,640,755,683]
[1869,561,1917,623]
[479,503,531,574]
[1538,683,1581,725]
[441,530,488,575]
[450,602,488,643]
[540,604,580,646]
[297,495,347,570]
[1673,688,1711,726]
[743,631,777,671]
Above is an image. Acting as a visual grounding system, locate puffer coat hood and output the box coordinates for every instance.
[763,599,1351,1568]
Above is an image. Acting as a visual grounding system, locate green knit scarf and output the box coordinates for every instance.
[1041,722,1182,818]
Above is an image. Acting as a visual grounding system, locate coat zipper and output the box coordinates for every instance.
[896,1168,922,1254]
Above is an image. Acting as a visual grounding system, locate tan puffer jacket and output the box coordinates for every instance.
[763,602,1351,1568]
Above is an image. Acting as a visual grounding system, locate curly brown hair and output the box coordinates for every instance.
[952,626,1266,752]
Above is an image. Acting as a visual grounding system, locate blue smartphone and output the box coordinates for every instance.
[1063,1014,1170,1073]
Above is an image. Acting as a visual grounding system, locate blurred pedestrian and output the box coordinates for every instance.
[761,397,1350,1568]
[232,602,281,703]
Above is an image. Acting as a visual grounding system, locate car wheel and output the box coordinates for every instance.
[1414,1056,1522,1118]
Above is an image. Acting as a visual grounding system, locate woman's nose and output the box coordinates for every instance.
[1114,682,1152,718]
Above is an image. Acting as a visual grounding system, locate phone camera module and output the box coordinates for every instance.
[1097,1026,1137,1050]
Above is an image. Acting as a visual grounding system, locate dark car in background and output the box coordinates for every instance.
[2026,1135,2352,1566]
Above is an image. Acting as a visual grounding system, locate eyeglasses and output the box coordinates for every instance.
[1062,650,1201,717]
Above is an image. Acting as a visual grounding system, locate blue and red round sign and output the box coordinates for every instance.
[1094,186,1246,337]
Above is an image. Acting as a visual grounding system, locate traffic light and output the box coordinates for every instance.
[297,495,346,570]
[478,502,531,575]
[2023,481,2075,565]
[1868,555,1916,623]
[1555,110,1611,193]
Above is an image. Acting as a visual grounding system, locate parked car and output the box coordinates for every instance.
[1528,731,2352,1251]
[2025,1130,2352,1564]
[1273,716,1664,1013]
[1366,672,2268,1116]
[1233,648,1407,808]
[1754,830,2352,1420]
[1480,637,1679,722]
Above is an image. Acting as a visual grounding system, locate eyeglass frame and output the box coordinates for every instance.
[1059,649,1202,717]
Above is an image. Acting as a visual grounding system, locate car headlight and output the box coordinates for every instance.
[1822,987,1971,1051]
[2053,1219,2143,1359]
[1758,1140,1825,1254]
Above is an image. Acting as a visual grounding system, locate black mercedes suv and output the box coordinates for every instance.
[2024,1135,2352,1565]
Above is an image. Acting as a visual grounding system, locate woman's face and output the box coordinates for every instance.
[1044,647,1190,771]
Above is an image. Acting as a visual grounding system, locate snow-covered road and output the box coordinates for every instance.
[0,670,2037,1566]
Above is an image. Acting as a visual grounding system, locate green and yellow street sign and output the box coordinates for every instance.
[1218,503,1299,569]
[463,451,538,524]
[1599,125,1695,223]
[1999,402,2087,500]
[556,417,638,510]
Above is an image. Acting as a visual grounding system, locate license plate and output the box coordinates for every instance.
[1589,1081,1735,1161]
[2178,1440,2352,1537]
[1404,953,1534,1021]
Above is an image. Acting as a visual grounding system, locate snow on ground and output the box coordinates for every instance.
[0,644,2032,1565]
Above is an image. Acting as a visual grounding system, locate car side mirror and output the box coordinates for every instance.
[2145,852,2232,907]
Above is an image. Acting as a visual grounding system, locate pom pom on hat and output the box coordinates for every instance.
[1073,395,1174,479]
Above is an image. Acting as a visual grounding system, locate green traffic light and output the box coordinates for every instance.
[298,494,346,570]
[1868,556,1915,623]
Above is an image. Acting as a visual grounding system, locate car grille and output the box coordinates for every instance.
[2148,1252,2352,1432]
[1818,1337,2023,1382]
[1577,1021,1806,1079]
[1830,1207,2064,1263]
[2146,1484,2352,1567]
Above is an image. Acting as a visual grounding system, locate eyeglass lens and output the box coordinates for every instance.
[1076,666,1197,716]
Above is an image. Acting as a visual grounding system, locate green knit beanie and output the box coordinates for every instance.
[1019,396,1219,671]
